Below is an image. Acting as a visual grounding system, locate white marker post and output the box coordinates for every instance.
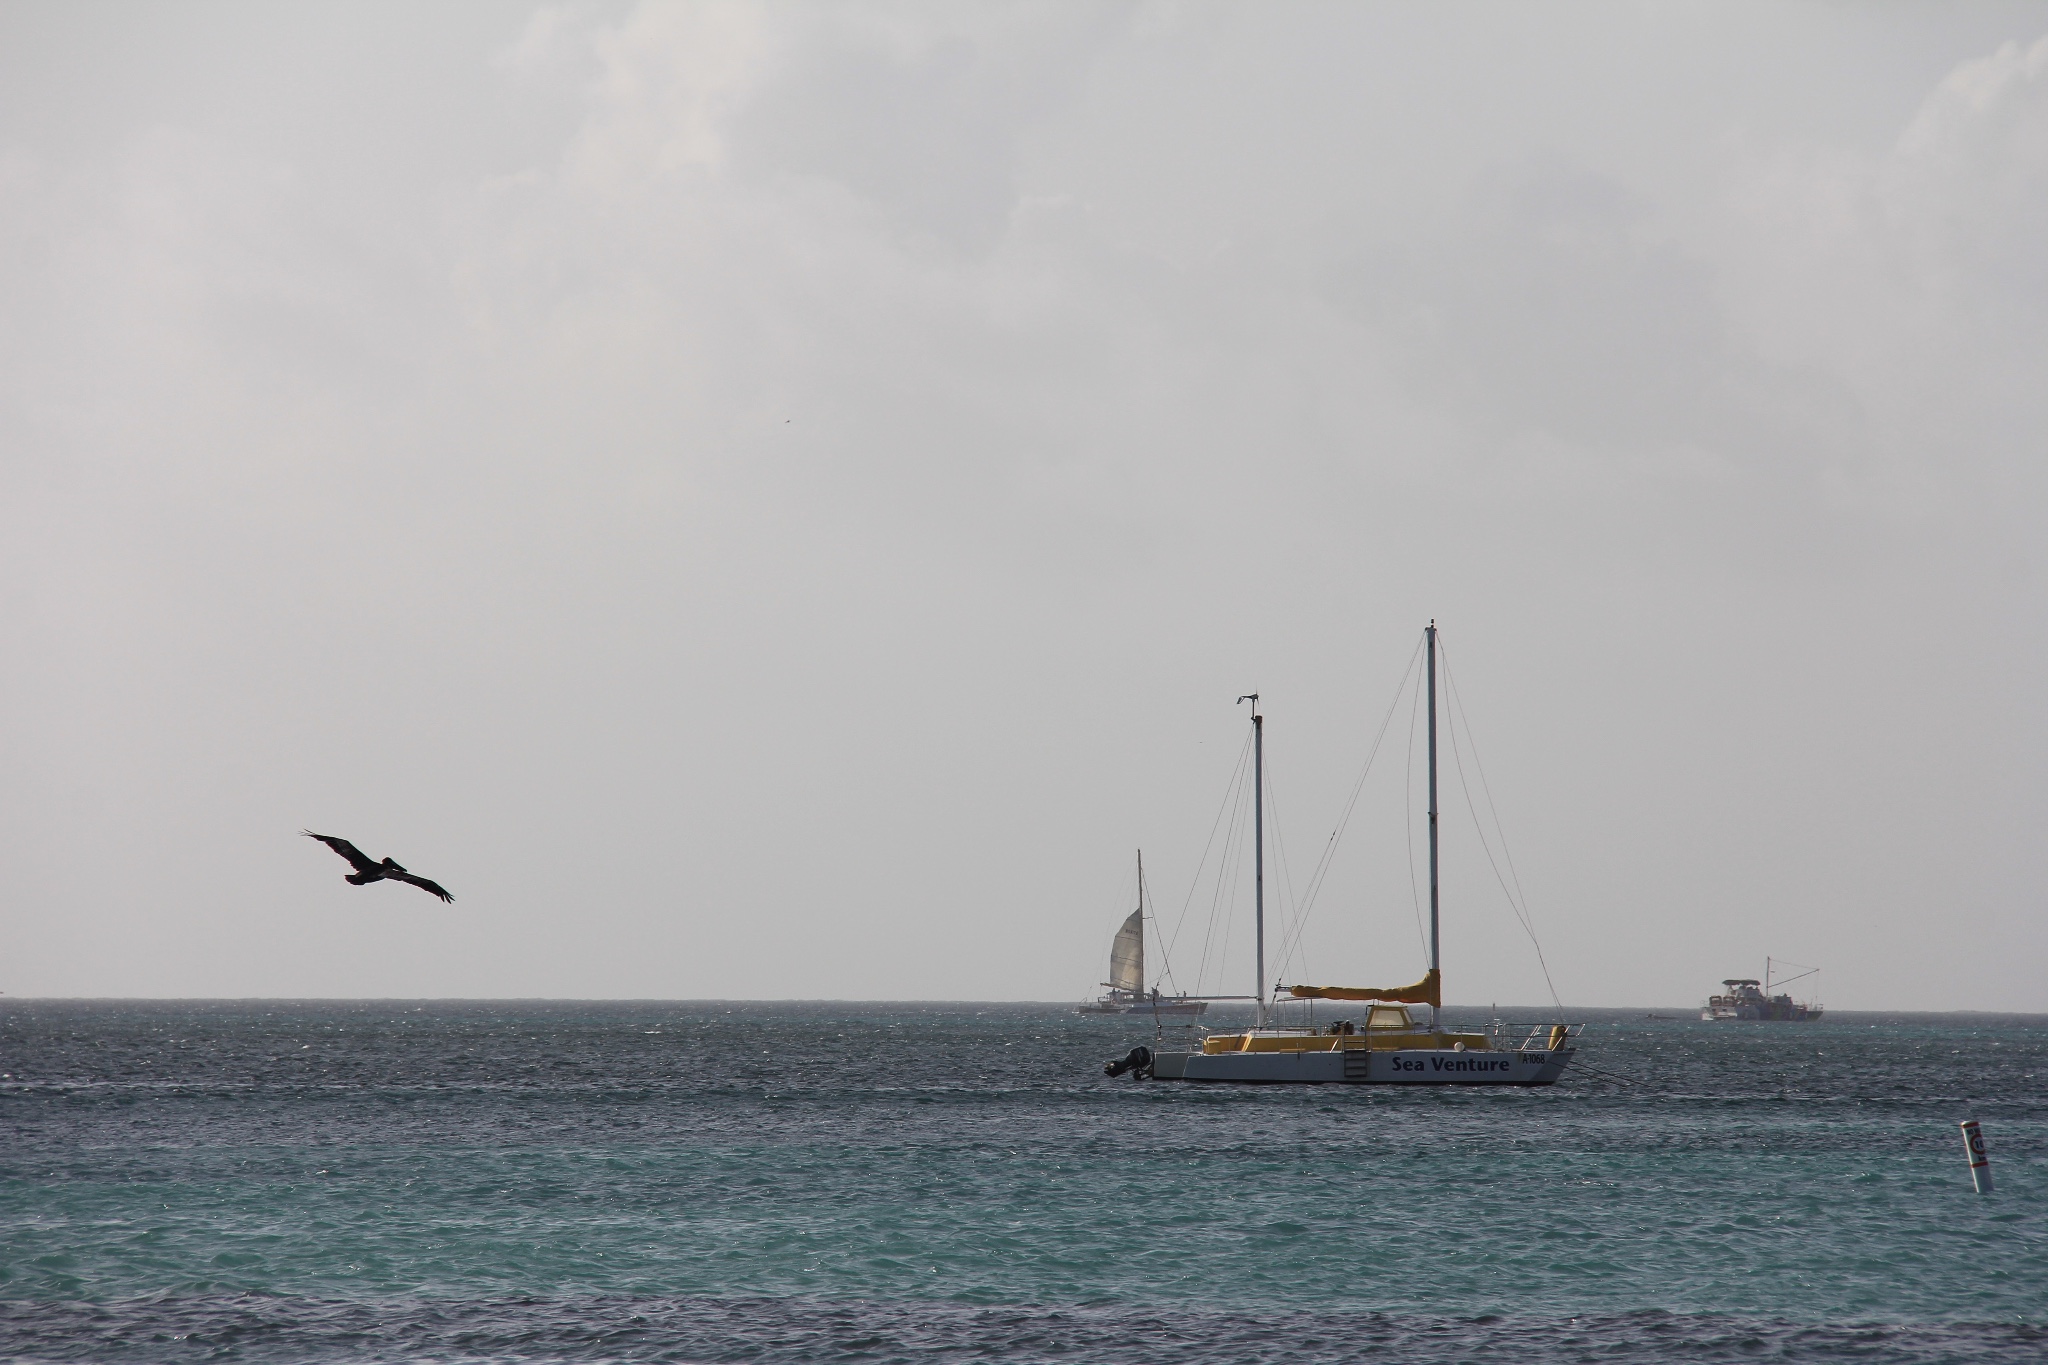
[1960,1119,1992,1194]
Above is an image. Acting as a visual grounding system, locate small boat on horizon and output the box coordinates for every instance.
[1703,959,1822,1021]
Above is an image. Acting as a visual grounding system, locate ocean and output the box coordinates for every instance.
[2,1001,2042,1363]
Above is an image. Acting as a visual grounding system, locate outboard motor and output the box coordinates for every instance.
[1103,1045,1153,1079]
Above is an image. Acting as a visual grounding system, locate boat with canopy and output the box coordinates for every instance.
[1702,959,1822,1021]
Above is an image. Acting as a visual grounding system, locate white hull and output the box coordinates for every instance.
[1150,1046,1574,1086]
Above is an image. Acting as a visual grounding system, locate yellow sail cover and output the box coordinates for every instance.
[1285,968,1440,1007]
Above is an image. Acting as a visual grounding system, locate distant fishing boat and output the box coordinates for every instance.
[1137,623,1582,1085]
[1703,959,1821,1021]
[1079,851,1211,1017]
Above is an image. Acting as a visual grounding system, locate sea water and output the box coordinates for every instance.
[1,1001,2042,1363]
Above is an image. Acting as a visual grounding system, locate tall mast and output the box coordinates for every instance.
[1240,693,1265,1029]
[1426,622,1441,1032]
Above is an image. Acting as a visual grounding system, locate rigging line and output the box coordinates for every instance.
[1442,699,1535,944]
[1209,754,1255,995]
[1270,755,1325,991]
[1109,856,1139,987]
[1768,962,1820,989]
[1271,783,1307,985]
[1197,737,1256,995]
[1269,636,1428,977]
[1277,642,1425,978]
[1268,759,1312,987]
[1442,689,1547,977]
[1439,640,1541,940]
[1196,753,1245,998]
[1436,639,1565,1018]
[1404,653,1428,962]
[1438,642,1548,966]
[1173,728,1252,966]
[1082,857,1137,999]
[1438,648,1537,946]
[1169,729,1254,991]
[1142,859,1181,996]
[1300,636,1424,918]
[1440,642,1565,1023]
[1261,745,1309,987]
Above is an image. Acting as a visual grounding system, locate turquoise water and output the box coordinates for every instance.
[2,1002,2043,1361]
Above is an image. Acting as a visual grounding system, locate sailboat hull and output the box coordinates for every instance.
[1149,1046,1574,1086]
[1078,1000,1209,1016]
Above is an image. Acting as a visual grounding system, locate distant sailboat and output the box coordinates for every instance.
[1078,852,1210,1017]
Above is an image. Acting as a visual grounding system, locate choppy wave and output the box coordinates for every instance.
[4,1295,2046,1364]
[2,1002,2043,1362]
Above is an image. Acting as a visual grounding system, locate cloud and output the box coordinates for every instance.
[2,5,2045,1005]
[1696,33,2048,530]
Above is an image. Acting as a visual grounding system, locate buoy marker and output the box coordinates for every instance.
[1961,1119,1993,1194]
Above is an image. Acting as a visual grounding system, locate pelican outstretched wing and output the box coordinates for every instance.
[388,869,455,903]
[301,830,379,876]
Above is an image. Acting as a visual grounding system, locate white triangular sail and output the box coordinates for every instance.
[1108,908,1144,994]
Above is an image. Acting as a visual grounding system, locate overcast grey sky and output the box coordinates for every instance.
[3,1,2044,1008]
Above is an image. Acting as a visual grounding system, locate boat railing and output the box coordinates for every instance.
[1491,1021,1585,1052]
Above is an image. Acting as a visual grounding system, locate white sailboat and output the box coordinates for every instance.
[1079,851,1211,1017]
[1143,623,1582,1085]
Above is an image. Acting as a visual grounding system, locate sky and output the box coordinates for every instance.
[2,1,2044,1009]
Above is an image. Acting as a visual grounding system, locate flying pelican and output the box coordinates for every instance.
[301,831,454,902]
